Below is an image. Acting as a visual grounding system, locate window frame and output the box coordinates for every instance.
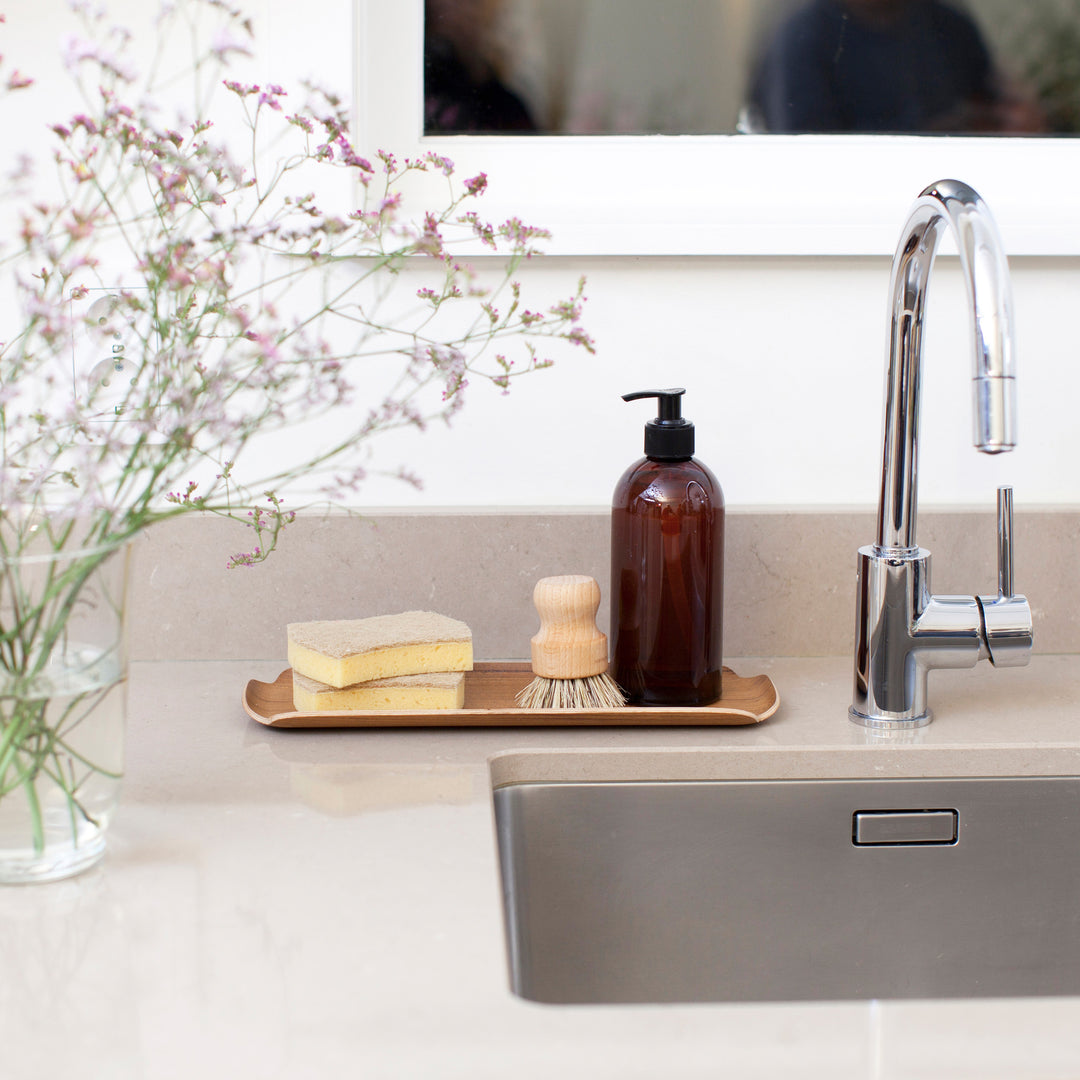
[354,0,1080,256]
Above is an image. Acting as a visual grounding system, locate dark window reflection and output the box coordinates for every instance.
[424,0,536,133]
[748,0,1045,133]
[421,1,1079,136]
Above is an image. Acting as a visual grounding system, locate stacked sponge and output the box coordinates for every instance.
[287,611,473,712]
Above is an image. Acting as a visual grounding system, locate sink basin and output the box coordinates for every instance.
[493,776,1080,1004]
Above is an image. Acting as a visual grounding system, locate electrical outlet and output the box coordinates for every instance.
[69,286,155,422]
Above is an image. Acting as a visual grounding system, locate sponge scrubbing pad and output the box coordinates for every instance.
[292,670,466,712]
[287,611,473,689]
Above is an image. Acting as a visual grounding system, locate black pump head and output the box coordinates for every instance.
[622,388,694,460]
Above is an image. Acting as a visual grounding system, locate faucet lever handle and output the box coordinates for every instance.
[997,485,1015,598]
[979,485,1032,667]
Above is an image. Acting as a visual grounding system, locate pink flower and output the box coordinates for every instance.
[61,35,98,68]
[223,79,258,98]
[464,173,488,196]
[334,137,372,172]
[64,210,96,241]
[60,34,135,80]
[72,114,100,135]
[258,85,286,111]
[166,266,194,287]
[424,153,454,176]
[211,28,252,61]
[244,330,282,364]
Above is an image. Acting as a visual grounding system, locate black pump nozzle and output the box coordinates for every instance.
[622,388,694,460]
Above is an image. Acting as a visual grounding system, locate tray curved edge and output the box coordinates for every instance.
[242,663,779,729]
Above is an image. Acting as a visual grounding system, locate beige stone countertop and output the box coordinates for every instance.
[5,654,1080,1079]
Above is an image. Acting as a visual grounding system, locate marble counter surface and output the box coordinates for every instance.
[4,654,1080,1079]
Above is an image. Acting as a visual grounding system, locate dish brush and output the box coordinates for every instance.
[515,575,627,709]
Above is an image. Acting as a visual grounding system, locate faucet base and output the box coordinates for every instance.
[851,545,986,727]
[848,706,932,731]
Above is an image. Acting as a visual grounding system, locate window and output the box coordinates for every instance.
[356,0,1080,255]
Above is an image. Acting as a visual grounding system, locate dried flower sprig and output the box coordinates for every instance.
[0,0,594,568]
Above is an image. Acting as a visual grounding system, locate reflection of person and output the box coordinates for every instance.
[424,0,536,134]
[750,0,1045,133]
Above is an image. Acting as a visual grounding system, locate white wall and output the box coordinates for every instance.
[352,254,1080,510]
[6,0,1079,513]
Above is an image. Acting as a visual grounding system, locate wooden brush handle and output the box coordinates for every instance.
[530,575,609,679]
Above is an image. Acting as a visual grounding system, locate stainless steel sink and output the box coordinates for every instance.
[493,777,1080,1004]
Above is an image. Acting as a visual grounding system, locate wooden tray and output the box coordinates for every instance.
[242,661,779,728]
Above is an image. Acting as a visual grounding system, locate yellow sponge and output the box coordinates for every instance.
[287,611,473,689]
[292,670,466,712]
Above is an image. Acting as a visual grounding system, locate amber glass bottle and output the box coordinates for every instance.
[611,389,725,706]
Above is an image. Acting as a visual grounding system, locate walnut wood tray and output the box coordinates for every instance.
[242,661,779,729]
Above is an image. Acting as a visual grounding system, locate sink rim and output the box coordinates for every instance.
[488,744,1080,790]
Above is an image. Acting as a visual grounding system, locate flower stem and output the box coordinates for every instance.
[21,772,44,856]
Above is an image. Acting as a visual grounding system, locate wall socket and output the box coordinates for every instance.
[69,286,155,422]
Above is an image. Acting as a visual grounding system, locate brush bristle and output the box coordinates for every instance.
[515,671,627,709]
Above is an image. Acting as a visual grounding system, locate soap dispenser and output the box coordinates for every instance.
[610,388,725,706]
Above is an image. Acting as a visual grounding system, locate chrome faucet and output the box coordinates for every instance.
[850,180,1033,730]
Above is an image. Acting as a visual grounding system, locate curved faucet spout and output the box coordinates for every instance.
[877,179,1017,552]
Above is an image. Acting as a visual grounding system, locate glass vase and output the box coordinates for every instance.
[0,538,130,884]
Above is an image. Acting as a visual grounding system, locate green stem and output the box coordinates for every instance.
[21,772,44,856]
[0,703,37,794]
